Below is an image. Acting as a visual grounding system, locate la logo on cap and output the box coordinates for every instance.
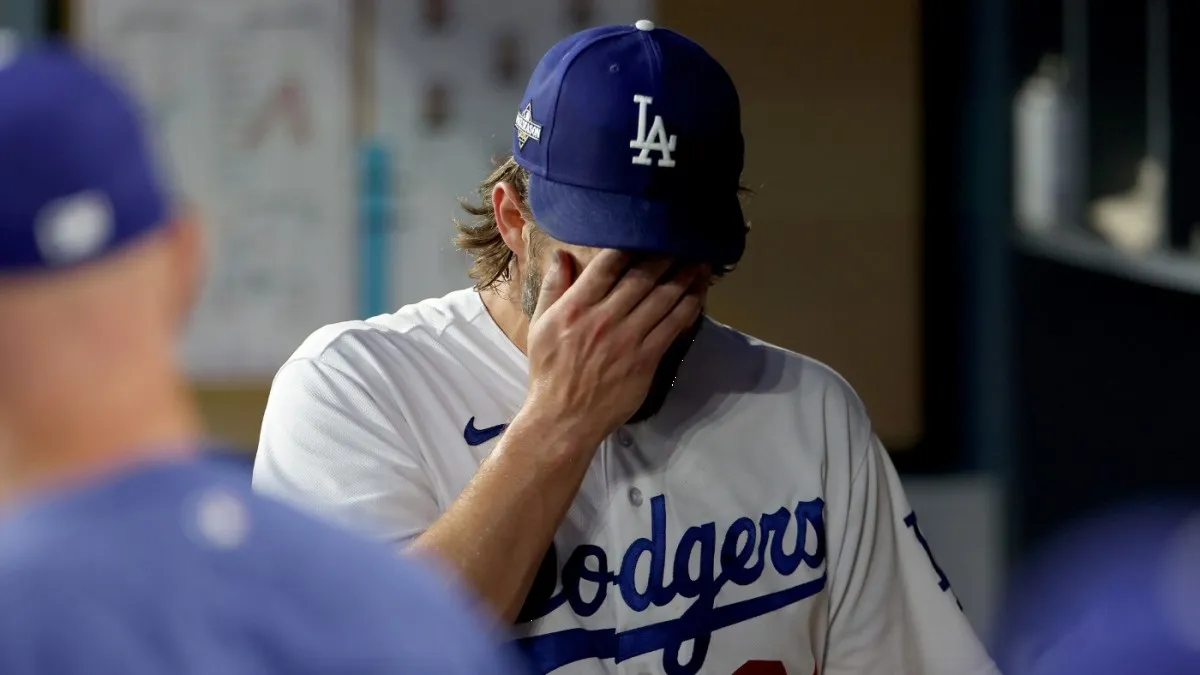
[630,94,677,167]
[515,102,542,150]
[34,190,114,265]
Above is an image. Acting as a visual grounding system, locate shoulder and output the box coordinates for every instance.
[238,492,440,598]
[695,318,870,423]
[0,471,444,609]
[686,319,875,468]
[200,493,519,668]
[285,288,485,374]
[0,479,516,671]
[267,289,502,409]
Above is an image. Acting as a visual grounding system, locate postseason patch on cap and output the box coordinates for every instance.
[0,42,169,272]
[514,102,542,150]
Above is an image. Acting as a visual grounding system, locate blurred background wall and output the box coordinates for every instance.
[662,0,923,450]
[30,0,1200,646]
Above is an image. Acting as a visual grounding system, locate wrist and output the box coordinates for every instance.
[500,405,602,466]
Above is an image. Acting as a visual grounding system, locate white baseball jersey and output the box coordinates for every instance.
[253,288,1000,675]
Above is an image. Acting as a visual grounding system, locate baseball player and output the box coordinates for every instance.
[254,21,1000,675]
[0,43,527,675]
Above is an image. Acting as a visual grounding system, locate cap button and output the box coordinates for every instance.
[634,19,656,31]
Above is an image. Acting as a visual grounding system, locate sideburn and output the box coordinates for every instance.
[520,232,550,319]
[521,255,543,318]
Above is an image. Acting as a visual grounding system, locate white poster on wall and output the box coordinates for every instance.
[372,0,654,307]
[78,0,355,381]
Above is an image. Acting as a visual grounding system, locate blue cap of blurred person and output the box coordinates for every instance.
[0,41,171,273]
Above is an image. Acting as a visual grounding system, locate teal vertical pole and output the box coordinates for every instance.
[358,139,392,318]
[961,0,1014,551]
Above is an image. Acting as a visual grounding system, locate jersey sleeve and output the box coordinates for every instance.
[822,433,1000,675]
[252,357,440,546]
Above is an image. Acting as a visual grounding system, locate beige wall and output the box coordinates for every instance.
[660,0,922,447]
[196,386,271,449]
[197,0,923,450]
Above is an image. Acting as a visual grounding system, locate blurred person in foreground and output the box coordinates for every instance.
[993,497,1200,675]
[0,43,528,675]
[253,20,999,675]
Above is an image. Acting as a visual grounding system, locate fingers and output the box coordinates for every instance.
[530,250,573,324]
[600,257,677,318]
[641,282,704,356]
[624,264,701,332]
[541,247,701,356]
[561,249,632,307]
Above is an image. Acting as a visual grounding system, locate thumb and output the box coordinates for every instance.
[531,249,572,324]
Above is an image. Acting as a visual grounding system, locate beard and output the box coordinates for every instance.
[522,255,699,423]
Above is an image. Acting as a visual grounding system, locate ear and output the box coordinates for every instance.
[492,181,531,260]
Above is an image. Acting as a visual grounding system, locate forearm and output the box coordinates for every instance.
[409,411,596,623]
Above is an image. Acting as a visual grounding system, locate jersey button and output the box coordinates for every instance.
[616,428,634,447]
[628,487,644,507]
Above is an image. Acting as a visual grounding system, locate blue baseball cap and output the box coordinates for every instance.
[0,42,169,273]
[513,21,746,267]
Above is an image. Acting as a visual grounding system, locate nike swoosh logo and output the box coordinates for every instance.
[463,417,507,446]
